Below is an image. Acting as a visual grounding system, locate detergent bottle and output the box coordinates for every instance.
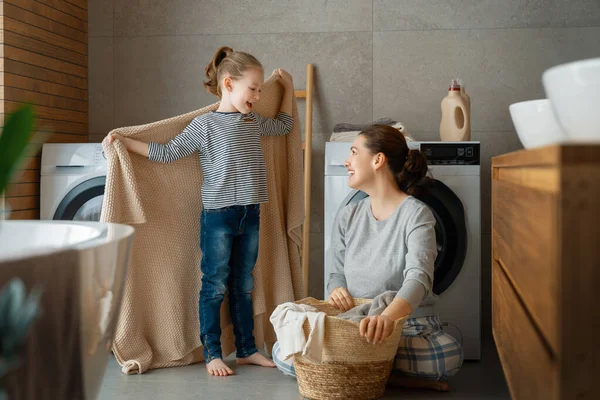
[440,79,471,141]
[458,78,471,116]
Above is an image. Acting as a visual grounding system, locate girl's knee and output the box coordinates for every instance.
[231,274,254,295]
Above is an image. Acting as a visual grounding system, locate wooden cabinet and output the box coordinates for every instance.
[492,145,600,400]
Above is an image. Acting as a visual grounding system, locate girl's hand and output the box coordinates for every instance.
[327,287,353,312]
[106,134,149,157]
[108,133,123,144]
[359,315,394,345]
[272,68,294,90]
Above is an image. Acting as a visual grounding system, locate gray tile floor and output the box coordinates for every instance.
[99,337,511,399]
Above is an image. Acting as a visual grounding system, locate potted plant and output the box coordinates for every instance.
[0,105,42,399]
[0,105,35,215]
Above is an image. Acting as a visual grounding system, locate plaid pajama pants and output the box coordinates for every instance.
[273,316,463,381]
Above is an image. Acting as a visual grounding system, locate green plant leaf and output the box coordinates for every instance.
[0,278,42,375]
[0,105,36,196]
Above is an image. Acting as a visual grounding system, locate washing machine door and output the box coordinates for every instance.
[53,176,105,221]
[338,179,467,295]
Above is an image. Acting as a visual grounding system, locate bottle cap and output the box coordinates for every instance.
[449,78,461,91]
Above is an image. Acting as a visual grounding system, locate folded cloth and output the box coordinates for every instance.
[333,117,396,133]
[270,302,326,363]
[330,122,414,142]
[336,291,397,323]
[329,130,362,142]
[392,122,414,141]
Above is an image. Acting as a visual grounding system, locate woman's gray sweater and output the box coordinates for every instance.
[327,196,437,313]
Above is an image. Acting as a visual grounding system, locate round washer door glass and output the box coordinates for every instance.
[339,179,467,295]
[72,195,103,221]
[53,176,105,222]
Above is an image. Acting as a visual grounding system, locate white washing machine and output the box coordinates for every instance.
[41,143,107,221]
[324,141,481,360]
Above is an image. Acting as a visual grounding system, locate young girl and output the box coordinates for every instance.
[109,46,295,377]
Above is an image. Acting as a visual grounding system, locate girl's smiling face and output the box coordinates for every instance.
[224,67,264,114]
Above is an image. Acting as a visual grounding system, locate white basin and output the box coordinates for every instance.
[0,220,134,399]
[543,57,600,142]
[0,221,103,259]
[509,99,568,149]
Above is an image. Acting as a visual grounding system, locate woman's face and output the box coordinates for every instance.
[344,135,376,190]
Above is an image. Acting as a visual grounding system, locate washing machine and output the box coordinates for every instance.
[324,141,481,360]
[41,143,107,221]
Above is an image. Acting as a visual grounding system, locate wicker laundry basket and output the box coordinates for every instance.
[293,297,408,400]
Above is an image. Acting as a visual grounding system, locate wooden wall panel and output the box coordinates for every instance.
[3,17,87,55]
[35,0,87,21]
[4,0,86,32]
[3,87,87,112]
[1,0,88,220]
[66,0,87,11]
[3,59,87,88]
[5,183,40,197]
[2,3,86,43]
[3,73,87,100]
[3,45,87,76]
[8,209,40,219]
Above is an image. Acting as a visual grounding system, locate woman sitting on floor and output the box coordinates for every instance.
[272,124,463,391]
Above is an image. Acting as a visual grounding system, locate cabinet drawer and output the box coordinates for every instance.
[492,260,557,400]
[492,178,559,354]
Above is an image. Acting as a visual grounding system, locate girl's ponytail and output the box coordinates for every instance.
[203,46,262,98]
[204,46,233,96]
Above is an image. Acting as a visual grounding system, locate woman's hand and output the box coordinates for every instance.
[359,315,395,345]
[327,287,354,312]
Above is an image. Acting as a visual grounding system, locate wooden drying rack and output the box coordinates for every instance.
[295,64,314,298]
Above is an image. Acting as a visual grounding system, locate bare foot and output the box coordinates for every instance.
[236,352,276,368]
[206,358,234,376]
[387,374,450,391]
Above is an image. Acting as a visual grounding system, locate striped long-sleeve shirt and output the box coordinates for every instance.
[148,111,293,209]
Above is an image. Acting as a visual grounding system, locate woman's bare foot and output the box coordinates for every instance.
[387,373,450,391]
[236,352,276,367]
[206,358,234,376]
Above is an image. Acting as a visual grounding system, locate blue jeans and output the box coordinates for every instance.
[199,204,260,362]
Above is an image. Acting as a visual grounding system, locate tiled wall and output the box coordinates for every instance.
[89,0,600,339]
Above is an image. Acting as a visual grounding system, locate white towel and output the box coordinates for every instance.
[269,302,326,363]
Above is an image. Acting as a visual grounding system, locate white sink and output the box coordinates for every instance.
[543,57,600,141]
[509,99,568,149]
[0,221,103,259]
[0,220,135,399]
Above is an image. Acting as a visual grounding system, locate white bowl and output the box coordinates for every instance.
[543,57,600,141]
[509,99,568,149]
[0,221,103,259]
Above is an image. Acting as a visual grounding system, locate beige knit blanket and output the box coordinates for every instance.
[100,76,305,374]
